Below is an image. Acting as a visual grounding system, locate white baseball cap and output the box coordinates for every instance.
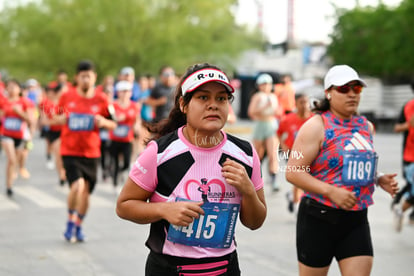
[324,65,367,90]
[181,68,234,96]
[256,73,273,85]
[26,78,38,87]
[115,80,132,92]
[120,66,135,75]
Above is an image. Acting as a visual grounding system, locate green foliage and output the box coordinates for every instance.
[327,0,414,84]
[0,0,261,83]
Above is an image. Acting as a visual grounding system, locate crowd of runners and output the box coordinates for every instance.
[0,64,177,193]
[0,60,412,276]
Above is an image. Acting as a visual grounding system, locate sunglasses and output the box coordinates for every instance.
[332,83,363,94]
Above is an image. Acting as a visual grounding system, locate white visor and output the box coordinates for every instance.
[181,68,234,96]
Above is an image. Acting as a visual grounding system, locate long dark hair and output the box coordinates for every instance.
[148,63,234,140]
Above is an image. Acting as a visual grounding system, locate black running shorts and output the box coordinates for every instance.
[296,197,373,267]
[1,136,23,149]
[62,156,99,193]
[45,130,61,144]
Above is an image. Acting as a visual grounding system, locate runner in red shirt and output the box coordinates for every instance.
[0,72,5,95]
[0,79,32,196]
[16,94,37,180]
[52,60,116,242]
[277,93,313,214]
[393,96,414,231]
[48,69,74,93]
[0,83,6,100]
[0,82,5,145]
[109,80,140,190]
[39,84,66,185]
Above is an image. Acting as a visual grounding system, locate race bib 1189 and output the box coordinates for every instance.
[342,151,378,187]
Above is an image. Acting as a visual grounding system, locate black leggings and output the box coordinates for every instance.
[109,141,132,186]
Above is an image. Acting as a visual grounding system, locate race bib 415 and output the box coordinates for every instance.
[167,199,240,248]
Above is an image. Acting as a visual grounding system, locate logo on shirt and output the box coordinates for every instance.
[344,132,373,151]
[128,109,135,116]
[91,105,99,113]
[135,161,147,174]
[184,178,233,203]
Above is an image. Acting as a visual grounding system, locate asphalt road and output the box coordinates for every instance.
[0,123,413,276]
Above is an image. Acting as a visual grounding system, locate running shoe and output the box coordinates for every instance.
[46,160,55,170]
[102,171,108,182]
[75,226,85,242]
[6,188,13,197]
[393,206,403,232]
[64,221,75,242]
[59,179,65,186]
[271,174,279,192]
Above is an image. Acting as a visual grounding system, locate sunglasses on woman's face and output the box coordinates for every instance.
[332,83,363,94]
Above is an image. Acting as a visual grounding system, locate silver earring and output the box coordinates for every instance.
[327,93,331,100]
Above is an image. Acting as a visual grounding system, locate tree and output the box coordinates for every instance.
[0,0,261,82]
[327,0,414,84]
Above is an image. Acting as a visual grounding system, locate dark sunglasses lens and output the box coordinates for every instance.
[335,84,363,94]
[337,85,350,93]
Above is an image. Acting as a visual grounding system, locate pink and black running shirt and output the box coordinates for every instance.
[129,126,264,258]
